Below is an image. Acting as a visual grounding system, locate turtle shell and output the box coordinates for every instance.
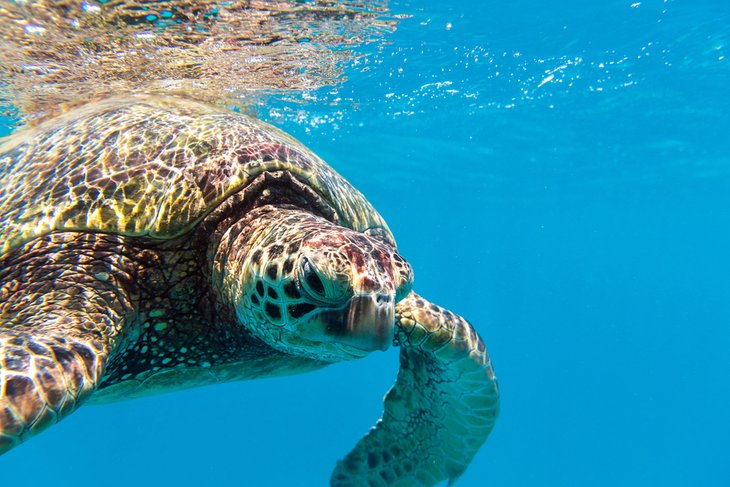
[0,96,392,255]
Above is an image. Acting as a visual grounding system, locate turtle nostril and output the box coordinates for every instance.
[376,293,390,305]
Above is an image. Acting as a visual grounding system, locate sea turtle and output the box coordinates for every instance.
[0,96,498,485]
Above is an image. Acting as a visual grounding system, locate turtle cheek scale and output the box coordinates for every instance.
[214,216,347,361]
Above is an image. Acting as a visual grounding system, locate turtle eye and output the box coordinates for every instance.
[299,257,327,301]
[297,257,352,305]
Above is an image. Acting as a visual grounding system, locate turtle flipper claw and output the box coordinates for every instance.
[331,292,499,486]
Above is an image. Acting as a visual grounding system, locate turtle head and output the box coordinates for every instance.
[216,208,413,361]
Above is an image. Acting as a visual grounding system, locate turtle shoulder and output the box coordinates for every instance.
[0,95,393,256]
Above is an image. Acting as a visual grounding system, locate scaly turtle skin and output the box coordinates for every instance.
[0,96,499,485]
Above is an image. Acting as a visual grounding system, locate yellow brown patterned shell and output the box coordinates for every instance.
[0,96,392,256]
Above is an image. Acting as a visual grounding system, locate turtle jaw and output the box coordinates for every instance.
[344,293,395,352]
[315,293,395,352]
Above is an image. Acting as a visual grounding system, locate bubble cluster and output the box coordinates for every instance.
[263,1,730,140]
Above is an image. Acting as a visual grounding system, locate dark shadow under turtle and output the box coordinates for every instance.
[0,96,498,486]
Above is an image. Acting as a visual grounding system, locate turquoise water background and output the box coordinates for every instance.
[3,0,730,485]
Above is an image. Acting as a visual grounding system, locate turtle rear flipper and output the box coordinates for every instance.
[331,292,499,486]
[0,330,106,453]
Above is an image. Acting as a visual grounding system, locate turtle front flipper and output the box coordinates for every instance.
[331,292,499,486]
[0,330,107,453]
[0,233,131,454]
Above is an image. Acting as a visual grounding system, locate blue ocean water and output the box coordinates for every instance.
[3,0,730,486]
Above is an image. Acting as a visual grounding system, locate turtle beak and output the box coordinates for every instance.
[313,293,395,352]
[340,293,395,352]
